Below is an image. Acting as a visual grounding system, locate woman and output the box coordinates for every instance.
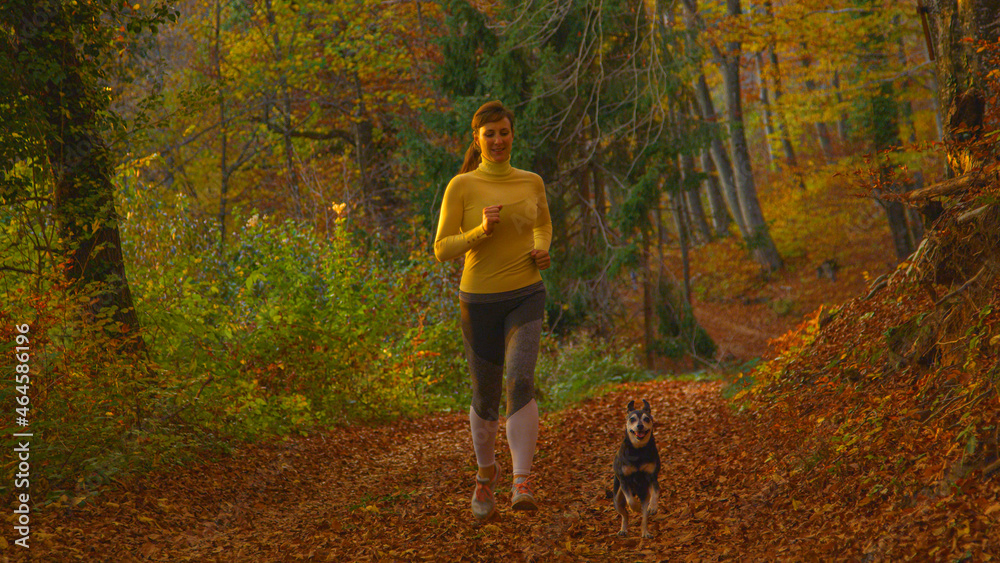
[433,100,552,521]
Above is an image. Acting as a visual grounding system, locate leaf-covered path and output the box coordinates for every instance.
[28,378,999,561]
[32,380,732,561]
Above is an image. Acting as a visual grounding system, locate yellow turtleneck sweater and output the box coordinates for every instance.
[434,159,552,294]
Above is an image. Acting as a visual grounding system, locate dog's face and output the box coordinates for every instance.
[625,399,654,448]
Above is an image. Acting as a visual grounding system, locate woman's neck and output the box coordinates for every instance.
[478,158,512,176]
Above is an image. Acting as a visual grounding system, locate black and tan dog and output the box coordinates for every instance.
[612,399,660,538]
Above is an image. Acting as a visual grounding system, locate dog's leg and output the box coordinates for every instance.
[648,483,659,516]
[640,496,653,539]
[614,488,629,536]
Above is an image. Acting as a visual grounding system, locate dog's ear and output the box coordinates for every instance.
[627,400,635,412]
[642,399,651,413]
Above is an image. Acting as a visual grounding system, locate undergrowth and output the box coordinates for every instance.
[535,332,655,413]
[722,45,1000,559]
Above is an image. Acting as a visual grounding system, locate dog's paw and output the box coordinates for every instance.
[642,531,654,539]
[616,530,628,537]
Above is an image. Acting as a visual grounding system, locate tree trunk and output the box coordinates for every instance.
[29,3,143,346]
[669,192,692,306]
[353,71,376,224]
[882,185,914,260]
[693,73,747,238]
[579,164,594,248]
[754,52,777,169]
[682,0,782,270]
[833,70,851,144]
[264,0,303,218]
[800,48,834,159]
[680,151,712,242]
[720,0,783,271]
[593,162,607,237]
[700,147,731,237]
[924,0,1000,177]
[763,1,798,170]
[215,0,229,250]
[871,88,913,260]
[641,224,655,369]
[895,17,918,145]
[905,171,927,244]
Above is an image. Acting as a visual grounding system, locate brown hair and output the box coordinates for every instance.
[459,100,516,174]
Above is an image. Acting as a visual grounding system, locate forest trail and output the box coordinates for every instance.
[33,379,766,562]
[30,374,1000,562]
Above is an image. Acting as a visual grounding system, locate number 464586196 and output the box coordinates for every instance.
[15,324,30,418]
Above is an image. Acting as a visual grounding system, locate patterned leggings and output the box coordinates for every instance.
[460,281,546,421]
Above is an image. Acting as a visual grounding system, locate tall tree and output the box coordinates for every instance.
[699,147,731,237]
[682,0,783,271]
[854,1,915,260]
[2,0,172,346]
[924,0,1000,177]
[759,0,798,171]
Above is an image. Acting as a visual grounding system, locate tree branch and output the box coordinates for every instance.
[903,173,977,202]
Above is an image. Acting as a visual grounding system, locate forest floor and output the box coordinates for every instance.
[24,374,1000,562]
[19,202,1000,562]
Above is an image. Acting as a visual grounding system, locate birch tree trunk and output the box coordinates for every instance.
[763,0,798,169]
[754,52,776,169]
[680,151,712,242]
[700,147,731,237]
[692,73,747,238]
[721,0,783,271]
[800,50,834,160]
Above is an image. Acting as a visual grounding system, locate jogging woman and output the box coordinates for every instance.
[433,100,552,521]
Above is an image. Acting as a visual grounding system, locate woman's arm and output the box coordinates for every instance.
[532,177,552,253]
[433,178,491,262]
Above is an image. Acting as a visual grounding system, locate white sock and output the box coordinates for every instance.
[505,399,539,477]
[469,406,499,469]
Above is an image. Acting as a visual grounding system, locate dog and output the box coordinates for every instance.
[613,399,660,538]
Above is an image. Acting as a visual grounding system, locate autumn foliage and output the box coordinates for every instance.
[5,0,1000,560]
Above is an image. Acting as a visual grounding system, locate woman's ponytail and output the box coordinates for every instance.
[460,139,481,174]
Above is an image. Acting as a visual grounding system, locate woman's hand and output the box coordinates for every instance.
[529,249,550,271]
[482,204,502,235]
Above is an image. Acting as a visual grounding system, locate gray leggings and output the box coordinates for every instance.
[460,281,546,421]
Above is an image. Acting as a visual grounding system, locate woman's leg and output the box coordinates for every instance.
[461,299,505,475]
[461,298,508,520]
[502,290,545,508]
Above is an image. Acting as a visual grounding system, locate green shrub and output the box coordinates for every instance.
[0,181,469,500]
[119,190,468,438]
[536,332,655,412]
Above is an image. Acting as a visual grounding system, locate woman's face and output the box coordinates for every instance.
[476,117,513,163]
